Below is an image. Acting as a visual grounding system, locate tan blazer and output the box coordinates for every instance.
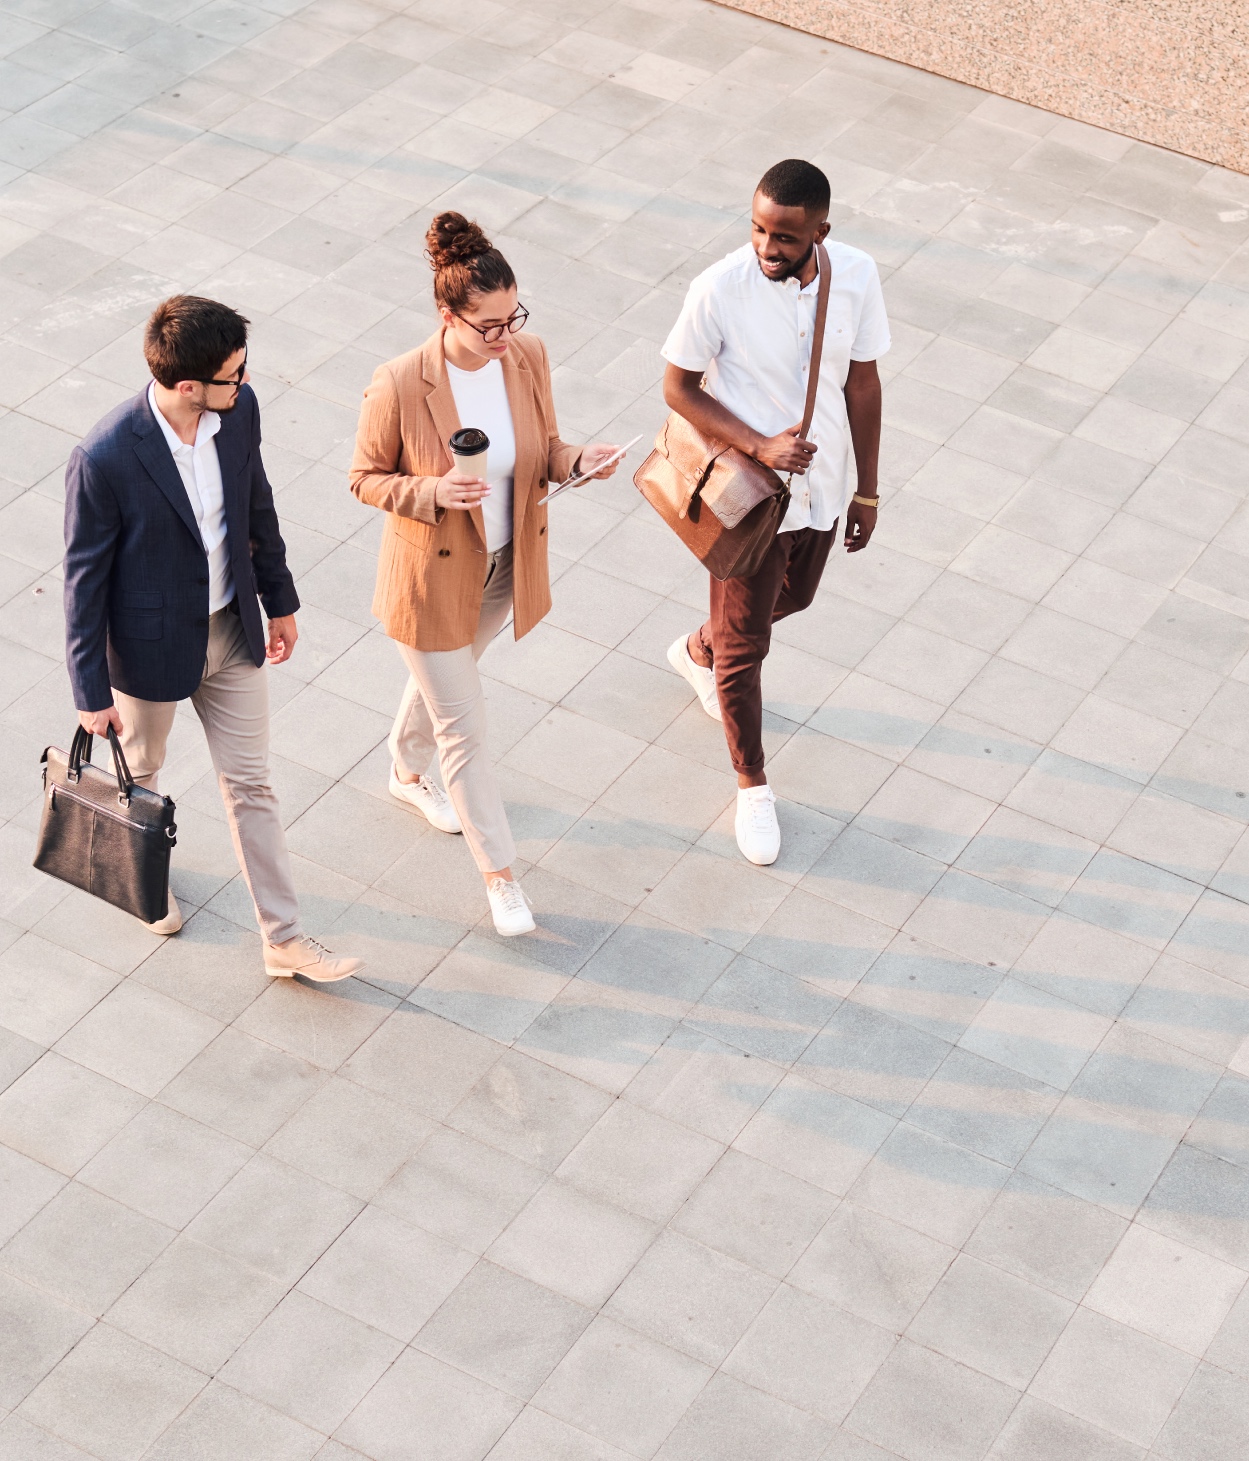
[349,330,581,651]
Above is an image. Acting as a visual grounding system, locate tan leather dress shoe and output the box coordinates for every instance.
[144,892,183,936]
[264,935,363,983]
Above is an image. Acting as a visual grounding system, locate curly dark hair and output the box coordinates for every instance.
[425,211,516,314]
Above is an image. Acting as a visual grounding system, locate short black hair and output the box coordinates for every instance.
[144,295,249,388]
[756,159,831,216]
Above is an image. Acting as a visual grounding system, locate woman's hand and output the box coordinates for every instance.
[435,471,490,509]
[575,443,622,481]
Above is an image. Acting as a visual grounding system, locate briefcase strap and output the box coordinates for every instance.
[798,242,832,443]
[69,725,137,806]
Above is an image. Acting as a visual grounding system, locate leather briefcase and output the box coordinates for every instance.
[34,726,177,924]
[634,241,832,581]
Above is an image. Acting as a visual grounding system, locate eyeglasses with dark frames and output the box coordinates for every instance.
[453,304,529,345]
[197,351,248,387]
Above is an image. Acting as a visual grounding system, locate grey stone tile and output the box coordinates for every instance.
[372,1125,545,1254]
[534,1315,711,1459]
[415,1258,592,1400]
[263,1075,432,1199]
[185,1152,361,1286]
[487,1177,656,1307]
[624,1028,784,1145]
[105,1235,284,1375]
[0,1271,93,1410]
[844,1338,1019,1461]
[16,1325,206,1461]
[1031,1307,1195,1448]
[337,1347,522,1461]
[653,1371,831,1461]
[0,1415,99,1460]
[724,1283,895,1423]
[0,1145,64,1249]
[448,1048,612,1172]
[0,1180,172,1315]
[847,1121,1010,1248]
[670,1149,837,1279]
[987,1395,1145,1460]
[789,1199,955,1331]
[604,1228,776,1366]
[964,1170,1127,1300]
[158,1027,328,1147]
[556,1098,721,1222]
[798,999,951,1118]
[77,1103,250,1228]
[234,974,399,1072]
[298,1203,474,1342]
[1138,1142,1249,1270]
[51,980,222,1099]
[142,1382,323,1461]
[220,1289,402,1435]
[907,1252,1073,1387]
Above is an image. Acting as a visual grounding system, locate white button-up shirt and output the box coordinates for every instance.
[662,241,890,534]
[147,382,234,612]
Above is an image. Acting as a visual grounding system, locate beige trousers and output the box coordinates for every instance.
[113,604,301,944]
[389,543,516,873]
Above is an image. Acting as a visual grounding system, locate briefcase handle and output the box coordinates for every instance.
[68,725,138,807]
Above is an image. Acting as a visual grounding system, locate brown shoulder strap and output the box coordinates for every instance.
[799,242,831,440]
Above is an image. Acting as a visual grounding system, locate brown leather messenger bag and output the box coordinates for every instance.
[633,241,832,581]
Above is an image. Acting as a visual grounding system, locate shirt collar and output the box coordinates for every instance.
[147,380,221,454]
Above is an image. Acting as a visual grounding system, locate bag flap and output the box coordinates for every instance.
[700,450,784,529]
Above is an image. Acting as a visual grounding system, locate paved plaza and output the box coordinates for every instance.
[2,0,1249,1456]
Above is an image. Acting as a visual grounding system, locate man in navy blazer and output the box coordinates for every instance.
[64,295,361,982]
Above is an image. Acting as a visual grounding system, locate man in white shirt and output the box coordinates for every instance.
[64,295,361,981]
[662,159,890,865]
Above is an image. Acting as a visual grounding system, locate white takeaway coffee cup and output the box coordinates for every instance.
[449,427,489,484]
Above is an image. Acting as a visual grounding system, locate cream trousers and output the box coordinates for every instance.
[112,603,301,944]
[389,543,516,873]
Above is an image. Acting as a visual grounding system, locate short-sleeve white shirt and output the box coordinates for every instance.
[661,241,890,534]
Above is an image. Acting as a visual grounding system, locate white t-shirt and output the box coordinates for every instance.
[147,381,234,610]
[445,358,516,552]
[662,241,891,533]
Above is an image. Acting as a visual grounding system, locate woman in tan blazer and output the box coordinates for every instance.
[350,212,621,936]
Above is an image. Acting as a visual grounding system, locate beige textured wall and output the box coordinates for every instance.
[714,0,1249,174]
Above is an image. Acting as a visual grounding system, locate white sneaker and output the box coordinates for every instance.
[667,634,722,721]
[144,892,182,935]
[487,877,535,937]
[736,784,781,865]
[389,766,462,834]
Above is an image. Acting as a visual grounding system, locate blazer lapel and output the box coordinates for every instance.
[212,408,247,536]
[132,393,203,548]
[502,347,537,539]
[423,336,485,549]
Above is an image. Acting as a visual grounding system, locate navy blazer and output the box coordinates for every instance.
[63,384,299,711]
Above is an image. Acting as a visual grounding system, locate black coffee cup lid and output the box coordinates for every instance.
[449,427,489,454]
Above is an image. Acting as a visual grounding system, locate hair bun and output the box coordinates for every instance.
[426,212,493,271]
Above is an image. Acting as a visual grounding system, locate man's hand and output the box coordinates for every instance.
[267,615,298,664]
[844,498,877,553]
[755,425,818,476]
[79,707,123,736]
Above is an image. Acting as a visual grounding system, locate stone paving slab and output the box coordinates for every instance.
[1,0,1249,1457]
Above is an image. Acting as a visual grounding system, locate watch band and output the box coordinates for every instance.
[852,494,880,507]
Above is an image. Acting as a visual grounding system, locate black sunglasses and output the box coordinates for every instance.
[197,350,247,387]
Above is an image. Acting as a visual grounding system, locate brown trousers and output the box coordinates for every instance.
[694,525,836,777]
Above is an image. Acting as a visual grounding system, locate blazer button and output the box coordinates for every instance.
[438,548,451,557]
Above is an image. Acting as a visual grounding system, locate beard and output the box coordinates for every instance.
[756,240,813,282]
